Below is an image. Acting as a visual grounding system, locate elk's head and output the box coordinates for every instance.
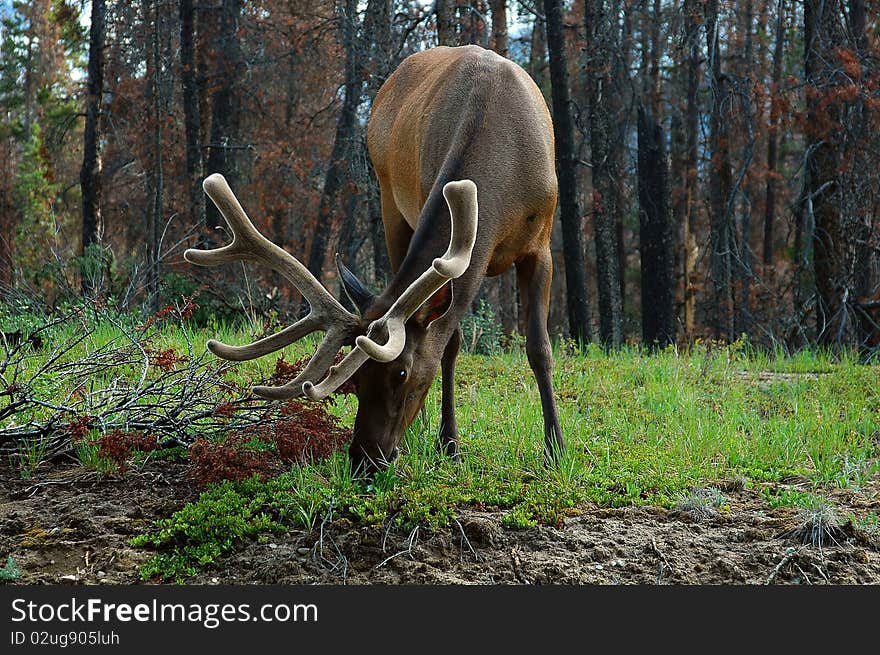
[184,174,477,475]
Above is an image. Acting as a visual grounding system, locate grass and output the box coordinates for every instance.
[131,338,880,579]
[3,307,880,580]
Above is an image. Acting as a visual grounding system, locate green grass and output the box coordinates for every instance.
[4,308,879,580]
[132,339,880,580]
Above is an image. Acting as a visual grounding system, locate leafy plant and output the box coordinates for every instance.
[0,556,22,582]
[460,299,504,355]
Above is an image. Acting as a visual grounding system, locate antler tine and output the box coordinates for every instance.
[355,179,478,362]
[184,174,356,325]
[184,174,361,396]
[206,314,320,362]
[301,346,371,401]
[252,328,350,400]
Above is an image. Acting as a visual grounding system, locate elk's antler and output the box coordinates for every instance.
[184,174,360,399]
[185,174,478,401]
[304,179,478,399]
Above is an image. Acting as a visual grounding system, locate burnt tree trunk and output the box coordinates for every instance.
[637,106,675,347]
[706,0,734,341]
[805,0,847,346]
[763,0,785,267]
[144,0,165,313]
[306,0,363,292]
[80,0,105,293]
[682,0,701,338]
[364,0,393,287]
[529,12,547,85]
[179,0,204,229]
[586,0,623,347]
[435,0,457,46]
[205,0,243,231]
[490,0,508,57]
[735,0,756,339]
[544,0,592,343]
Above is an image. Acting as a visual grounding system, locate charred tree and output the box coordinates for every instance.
[80,0,105,293]
[144,0,165,313]
[585,0,623,347]
[490,0,508,57]
[637,106,675,347]
[706,0,734,341]
[544,0,592,344]
[205,0,243,231]
[762,0,785,267]
[806,0,873,347]
[179,0,204,229]
[435,0,457,46]
[364,0,393,287]
[306,0,364,290]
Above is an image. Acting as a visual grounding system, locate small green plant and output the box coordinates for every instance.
[17,435,50,480]
[852,512,879,539]
[0,556,22,582]
[131,476,288,582]
[460,299,504,355]
[74,439,116,476]
[760,487,820,508]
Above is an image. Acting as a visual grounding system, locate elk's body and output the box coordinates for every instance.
[185,45,564,473]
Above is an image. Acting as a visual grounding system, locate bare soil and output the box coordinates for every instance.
[2,461,879,585]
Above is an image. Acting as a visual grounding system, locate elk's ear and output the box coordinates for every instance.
[414,282,453,329]
[336,254,375,316]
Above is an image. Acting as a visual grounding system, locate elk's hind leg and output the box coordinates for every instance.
[438,326,462,460]
[516,250,565,462]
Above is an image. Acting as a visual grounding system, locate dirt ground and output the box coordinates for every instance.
[2,460,879,585]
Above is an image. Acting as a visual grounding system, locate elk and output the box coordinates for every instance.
[184,45,564,473]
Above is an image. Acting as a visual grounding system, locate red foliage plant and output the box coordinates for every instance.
[269,353,357,397]
[137,292,201,331]
[147,347,188,372]
[96,430,159,472]
[65,416,93,444]
[188,399,351,487]
[188,433,283,487]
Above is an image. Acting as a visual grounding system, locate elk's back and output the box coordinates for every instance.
[368,45,557,270]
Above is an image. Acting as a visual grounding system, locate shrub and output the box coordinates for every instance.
[461,299,504,355]
[188,399,351,486]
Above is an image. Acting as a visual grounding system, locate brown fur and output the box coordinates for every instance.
[345,46,565,471]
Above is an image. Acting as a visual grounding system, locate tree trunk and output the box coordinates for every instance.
[145,0,164,313]
[179,0,204,230]
[205,0,243,231]
[638,106,675,347]
[806,0,865,347]
[762,0,785,267]
[435,0,457,46]
[586,0,623,347]
[681,0,700,339]
[648,0,661,117]
[544,0,592,343]
[80,0,104,293]
[529,13,547,86]
[490,0,508,57]
[706,0,734,341]
[736,0,756,339]
[364,0,393,287]
[306,0,362,292]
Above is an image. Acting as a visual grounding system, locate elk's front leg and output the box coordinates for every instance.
[438,326,462,460]
[517,250,565,463]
